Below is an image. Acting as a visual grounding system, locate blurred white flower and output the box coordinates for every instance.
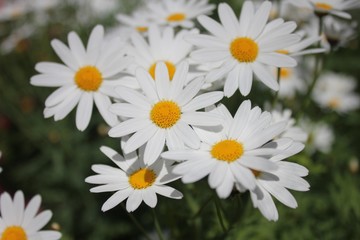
[86,146,183,212]
[288,0,360,19]
[271,108,308,143]
[147,0,215,28]
[300,119,334,154]
[0,24,34,54]
[116,8,153,37]
[323,15,357,50]
[274,67,306,99]
[0,0,29,21]
[0,190,61,240]
[312,72,360,113]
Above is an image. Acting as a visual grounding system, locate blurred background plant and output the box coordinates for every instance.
[0,0,360,239]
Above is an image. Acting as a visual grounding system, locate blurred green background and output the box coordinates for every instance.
[1,0,360,239]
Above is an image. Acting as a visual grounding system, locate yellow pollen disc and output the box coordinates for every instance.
[150,100,181,129]
[136,26,148,32]
[2,226,27,240]
[211,140,244,163]
[251,169,262,178]
[328,98,340,108]
[280,68,292,79]
[315,3,333,11]
[230,37,259,63]
[129,168,156,189]
[167,13,186,22]
[276,49,289,55]
[149,61,176,80]
[74,66,103,91]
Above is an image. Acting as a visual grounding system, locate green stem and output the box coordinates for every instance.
[213,195,227,233]
[191,194,213,219]
[152,209,165,240]
[121,205,151,240]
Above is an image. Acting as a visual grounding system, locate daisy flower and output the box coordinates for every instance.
[124,25,198,88]
[162,101,292,199]
[300,119,334,154]
[323,15,357,50]
[236,140,309,221]
[31,25,132,131]
[271,108,308,143]
[108,61,224,164]
[0,0,29,21]
[273,67,306,98]
[312,72,360,113]
[186,1,300,97]
[116,8,153,36]
[0,190,61,240]
[147,0,215,28]
[85,146,183,212]
[288,0,360,19]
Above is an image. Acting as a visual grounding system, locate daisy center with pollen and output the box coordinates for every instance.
[230,37,259,63]
[150,100,181,129]
[149,61,176,80]
[280,68,292,79]
[315,2,333,11]
[129,168,156,189]
[167,13,186,22]
[211,140,244,163]
[75,66,103,91]
[328,98,340,108]
[136,26,148,32]
[2,226,27,240]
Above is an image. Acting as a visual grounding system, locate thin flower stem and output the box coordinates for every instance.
[152,208,166,240]
[120,205,151,240]
[191,194,213,219]
[272,67,282,108]
[213,195,228,233]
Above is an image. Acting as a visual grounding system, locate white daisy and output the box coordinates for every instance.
[0,190,61,240]
[147,0,215,28]
[0,0,29,21]
[288,0,360,19]
[236,140,309,221]
[116,8,153,36]
[31,25,132,131]
[273,67,306,98]
[300,119,334,154]
[271,108,308,143]
[108,61,224,164]
[162,101,292,199]
[323,15,357,50]
[312,72,360,113]
[124,25,198,88]
[186,1,300,97]
[85,146,183,212]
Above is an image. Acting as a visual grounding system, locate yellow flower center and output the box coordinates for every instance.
[211,140,244,163]
[74,66,103,91]
[280,68,292,79]
[2,226,27,240]
[129,168,156,189]
[230,37,259,63]
[167,13,186,22]
[315,3,333,11]
[136,26,148,32]
[328,98,340,108]
[276,49,289,55]
[150,100,181,129]
[149,61,176,80]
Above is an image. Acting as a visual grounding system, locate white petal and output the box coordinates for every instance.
[230,163,256,190]
[261,181,298,208]
[108,118,150,138]
[181,112,223,126]
[197,15,230,42]
[126,190,143,212]
[251,62,279,91]
[173,122,200,149]
[169,61,188,97]
[87,25,104,65]
[123,125,158,153]
[115,86,151,109]
[239,64,253,96]
[224,66,240,97]
[218,3,240,37]
[109,103,147,118]
[191,48,230,62]
[45,85,77,107]
[35,62,73,77]
[175,77,204,106]
[142,189,158,208]
[153,185,183,199]
[0,192,15,226]
[248,1,272,39]
[75,92,93,131]
[37,231,62,240]
[101,188,132,212]
[14,191,25,225]
[155,62,170,99]
[68,31,86,66]
[257,53,297,67]
[229,100,251,139]
[26,210,52,234]
[30,74,69,87]
[135,67,157,102]
[208,162,227,188]
[53,90,82,121]
[239,1,255,35]
[182,91,224,112]
[51,39,79,71]
[94,92,118,127]
[22,195,41,228]
[215,167,235,198]
[144,130,165,165]
[240,156,278,172]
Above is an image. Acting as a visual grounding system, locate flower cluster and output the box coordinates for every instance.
[26,0,360,227]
